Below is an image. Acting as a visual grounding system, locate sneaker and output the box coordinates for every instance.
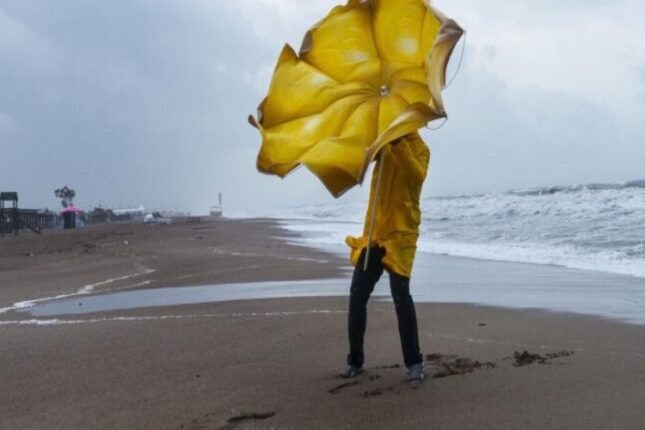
[338,365,363,379]
[407,363,425,383]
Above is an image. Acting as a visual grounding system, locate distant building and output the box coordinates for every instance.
[112,205,146,222]
[210,192,223,218]
[112,205,146,217]
[87,207,111,224]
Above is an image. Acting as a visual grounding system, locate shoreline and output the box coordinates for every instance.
[0,218,346,312]
[269,216,645,280]
[3,218,645,325]
[2,218,645,429]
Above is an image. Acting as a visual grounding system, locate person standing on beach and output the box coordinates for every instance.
[341,132,429,382]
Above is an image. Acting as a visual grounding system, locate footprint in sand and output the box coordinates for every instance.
[327,380,361,394]
[425,353,496,378]
[362,386,396,398]
[184,411,276,430]
[326,350,575,399]
[511,350,574,367]
[215,412,276,430]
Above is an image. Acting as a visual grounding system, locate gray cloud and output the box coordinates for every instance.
[428,45,644,196]
[1,1,272,211]
[0,0,643,213]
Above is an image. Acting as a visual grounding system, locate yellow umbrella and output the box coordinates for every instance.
[249,0,463,197]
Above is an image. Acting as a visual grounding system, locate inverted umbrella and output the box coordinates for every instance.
[249,0,463,197]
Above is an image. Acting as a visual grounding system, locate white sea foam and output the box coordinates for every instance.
[0,310,347,326]
[0,265,156,315]
[232,180,645,278]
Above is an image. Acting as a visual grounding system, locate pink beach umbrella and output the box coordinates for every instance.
[60,204,84,214]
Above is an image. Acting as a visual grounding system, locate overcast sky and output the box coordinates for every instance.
[1,0,643,213]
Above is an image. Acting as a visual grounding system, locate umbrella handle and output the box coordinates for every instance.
[363,151,387,271]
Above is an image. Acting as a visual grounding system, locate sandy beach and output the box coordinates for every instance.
[2,219,645,429]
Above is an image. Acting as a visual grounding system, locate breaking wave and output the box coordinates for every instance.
[235,179,645,278]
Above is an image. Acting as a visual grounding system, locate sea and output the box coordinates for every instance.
[3,179,645,324]
[235,179,645,279]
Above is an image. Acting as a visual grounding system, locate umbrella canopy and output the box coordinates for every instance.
[60,204,83,214]
[250,0,463,197]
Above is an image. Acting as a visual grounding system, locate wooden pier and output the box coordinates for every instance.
[0,192,54,236]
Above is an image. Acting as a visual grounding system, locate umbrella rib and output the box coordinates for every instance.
[375,93,408,140]
[373,94,382,145]
[296,96,373,165]
[390,79,431,106]
[419,6,428,61]
[309,47,380,90]
[263,88,372,130]
[366,2,382,86]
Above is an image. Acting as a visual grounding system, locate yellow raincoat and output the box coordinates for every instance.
[346,132,429,277]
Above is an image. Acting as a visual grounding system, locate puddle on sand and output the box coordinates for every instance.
[20,279,350,317]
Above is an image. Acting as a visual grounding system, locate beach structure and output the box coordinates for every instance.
[143,212,172,225]
[86,207,111,224]
[60,204,83,230]
[0,192,53,236]
[210,192,223,218]
[112,205,146,222]
[0,192,19,236]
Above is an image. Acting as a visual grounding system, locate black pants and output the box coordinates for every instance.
[347,247,422,368]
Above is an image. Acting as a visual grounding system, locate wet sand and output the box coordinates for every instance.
[2,219,645,429]
[0,218,345,310]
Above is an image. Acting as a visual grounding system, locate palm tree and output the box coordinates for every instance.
[54,186,76,208]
